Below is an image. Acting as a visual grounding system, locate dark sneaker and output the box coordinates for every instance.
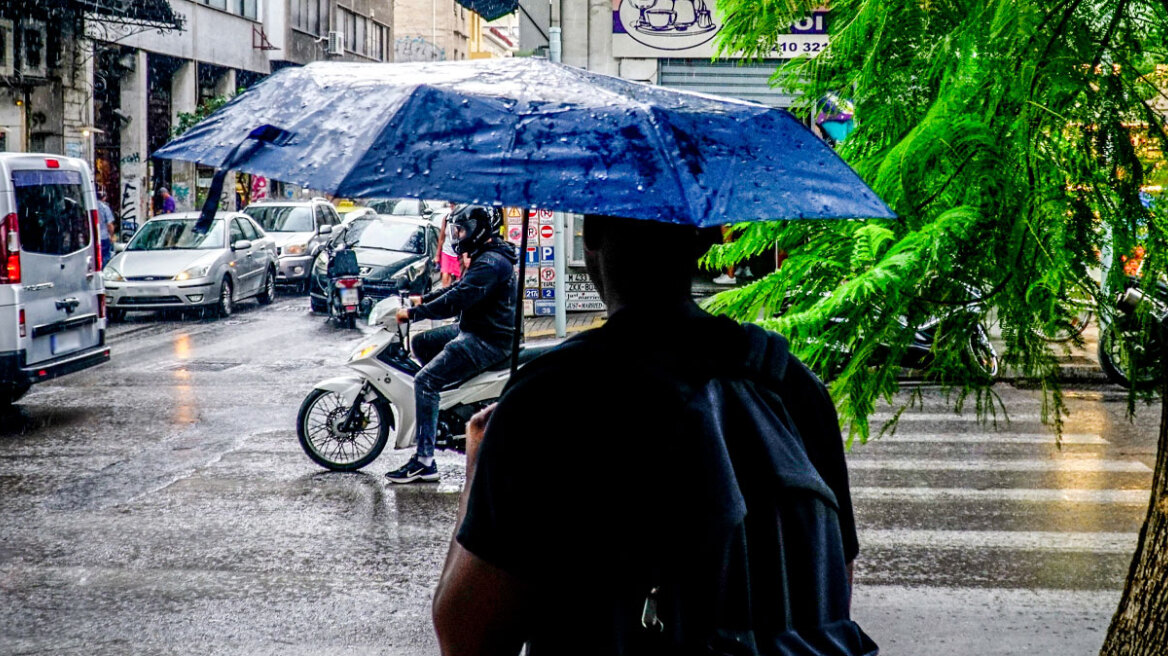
[385,457,439,484]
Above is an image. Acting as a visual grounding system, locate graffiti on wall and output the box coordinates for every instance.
[250,175,268,202]
[119,152,141,165]
[394,37,445,62]
[120,179,139,237]
[172,183,191,208]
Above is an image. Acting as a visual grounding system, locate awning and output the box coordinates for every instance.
[72,0,184,31]
[456,0,517,22]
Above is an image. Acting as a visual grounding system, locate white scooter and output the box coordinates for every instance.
[296,289,561,471]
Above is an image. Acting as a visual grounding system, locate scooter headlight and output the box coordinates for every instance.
[353,344,380,360]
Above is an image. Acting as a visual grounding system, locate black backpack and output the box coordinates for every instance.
[636,323,878,655]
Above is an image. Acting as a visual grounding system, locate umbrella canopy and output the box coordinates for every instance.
[154,58,894,227]
[454,0,517,21]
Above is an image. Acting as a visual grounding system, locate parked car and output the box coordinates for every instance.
[366,198,451,227]
[309,215,440,314]
[0,153,110,406]
[243,197,341,292]
[103,212,277,320]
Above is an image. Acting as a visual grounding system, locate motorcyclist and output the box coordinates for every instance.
[385,205,517,483]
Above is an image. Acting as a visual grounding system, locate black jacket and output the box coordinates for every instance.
[408,237,517,346]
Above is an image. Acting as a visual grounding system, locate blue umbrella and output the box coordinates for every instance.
[154,58,894,227]
[455,0,517,21]
[153,58,894,373]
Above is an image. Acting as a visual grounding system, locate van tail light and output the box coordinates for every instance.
[90,209,102,272]
[98,293,106,319]
[19,308,26,338]
[45,158,60,169]
[0,213,19,284]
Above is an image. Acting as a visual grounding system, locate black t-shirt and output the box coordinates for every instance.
[457,302,859,652]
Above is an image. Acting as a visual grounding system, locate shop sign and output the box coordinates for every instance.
[566,273,592,283]
[612,1,828,59]
[567,290,602,301]
[567,300,607,311]
[523,299,535,316]
[566,282,596,292]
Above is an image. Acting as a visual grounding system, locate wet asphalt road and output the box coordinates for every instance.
[0,293,1161,655]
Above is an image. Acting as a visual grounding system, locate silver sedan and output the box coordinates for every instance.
[102,212,278,320]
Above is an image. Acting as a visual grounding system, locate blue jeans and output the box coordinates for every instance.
[412,324,509,459]
[100,239,112,267]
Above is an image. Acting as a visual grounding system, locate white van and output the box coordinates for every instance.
[0,153,110,406]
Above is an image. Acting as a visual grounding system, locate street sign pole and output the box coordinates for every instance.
[554,211,566,338]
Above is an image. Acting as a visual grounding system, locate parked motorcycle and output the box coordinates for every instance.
[323,245,363,329]
[296,288,560,471]
[1097,277,1167,389]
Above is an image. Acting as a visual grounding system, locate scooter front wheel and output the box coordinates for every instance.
[297,388,393,471]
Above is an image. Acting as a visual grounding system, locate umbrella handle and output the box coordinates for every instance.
[511,208,530,378]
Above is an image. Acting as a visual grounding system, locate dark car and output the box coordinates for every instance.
[309,215,440,314]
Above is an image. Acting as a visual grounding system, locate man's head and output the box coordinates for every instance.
[97,187,107,202]
[159,187,170,198]
[583,215,720,312]
[449,205,502,255]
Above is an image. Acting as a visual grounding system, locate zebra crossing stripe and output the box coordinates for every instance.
[864,433,1106,444]
[847,458,1151,472]
[859,529,1138,553]
[851,487,1150,504]
[868,412,1048,423]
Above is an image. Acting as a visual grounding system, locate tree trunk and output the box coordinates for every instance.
[1099,373,1168,654]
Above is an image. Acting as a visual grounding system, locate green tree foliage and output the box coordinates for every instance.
[713,3,1168,653]
[171,93,239,139]
[711,0,1168,445]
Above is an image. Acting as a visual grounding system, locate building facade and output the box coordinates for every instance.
[393,0,472,62]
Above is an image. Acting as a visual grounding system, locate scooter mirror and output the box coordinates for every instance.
[396,278,411,293]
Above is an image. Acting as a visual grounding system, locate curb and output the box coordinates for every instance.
[526,317,606,340]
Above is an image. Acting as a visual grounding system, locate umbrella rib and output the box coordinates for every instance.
[640,105,701,226]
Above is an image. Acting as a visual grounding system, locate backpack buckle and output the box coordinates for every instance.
[641,586,664,632]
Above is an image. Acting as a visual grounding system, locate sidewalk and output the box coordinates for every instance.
[524,311,606,340]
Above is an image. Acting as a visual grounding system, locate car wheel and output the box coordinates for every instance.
[216,277,234,318]
[0,382,30,407]
[257,268,276,305]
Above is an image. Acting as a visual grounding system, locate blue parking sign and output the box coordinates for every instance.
[539,246,554,264]
[525,247,539,266]
[541,288,555,299]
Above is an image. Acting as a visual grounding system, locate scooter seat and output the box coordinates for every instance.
[439,341,564,391]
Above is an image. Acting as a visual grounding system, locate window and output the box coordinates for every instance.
[230,219,247,245]
[12,170,90,256]
[240,218,260,241]
[355,17,366,56]
[293,0,328,35]
[205,0,227,10]
[235,0,257,19]
[315,206,330,228]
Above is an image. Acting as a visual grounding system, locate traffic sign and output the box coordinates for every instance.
[507,207,522,219]
[523,299,534,316]
[527,224,538,240]
[540,225,554,240]
[541,288,555,299]
[539,246,554,264]
[534,300,556,316]
[524,288,540,299]
[525,247,539,266]
[540,267,556,284]
[537,208,554,222]
[524,270,539,287]
[506,226,522,243]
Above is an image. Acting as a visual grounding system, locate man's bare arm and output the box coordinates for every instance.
[432,405,529,656]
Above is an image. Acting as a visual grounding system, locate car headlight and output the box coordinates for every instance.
[102,267,124,282]
[175,264,212,281]
[284,243,307,256]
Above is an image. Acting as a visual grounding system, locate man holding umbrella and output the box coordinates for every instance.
[384,205,516,484]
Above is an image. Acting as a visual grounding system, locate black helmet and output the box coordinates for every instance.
[449,205,502,255]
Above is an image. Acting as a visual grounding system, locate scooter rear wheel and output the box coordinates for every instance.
[297,388,393,471]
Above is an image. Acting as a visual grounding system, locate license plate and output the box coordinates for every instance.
[51,330,82,355]
[340,288,359,305]
[131,286,165,296]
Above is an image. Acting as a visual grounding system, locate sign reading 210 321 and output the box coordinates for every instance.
[612,1,828,59]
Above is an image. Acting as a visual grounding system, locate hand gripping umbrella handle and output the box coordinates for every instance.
[194,124,292,234]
